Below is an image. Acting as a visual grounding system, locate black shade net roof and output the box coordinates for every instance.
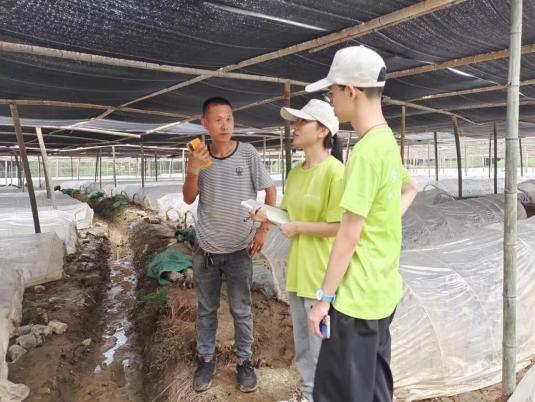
[1,0,535,154]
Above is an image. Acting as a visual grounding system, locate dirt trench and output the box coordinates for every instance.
[8,201,299,402]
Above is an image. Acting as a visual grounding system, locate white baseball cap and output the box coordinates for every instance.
[280,99,339,135]
[306,46,386,93]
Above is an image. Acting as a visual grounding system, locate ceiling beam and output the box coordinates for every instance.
[388,44,535,79]
[38,125,141,138]
[44,0,465,133]
[0,41,308,87]
[409,78,535,102]
[0,99,189,118]
[382,97,477,124]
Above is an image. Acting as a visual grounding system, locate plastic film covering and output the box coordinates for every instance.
[0,232,65,288]
[403,194,527,249]
[426,178,505,198]
[0,210,77,254]
[410,187,455,207]
[0,268,24,382]
[0,190,93,230]
[253,225,291,301]
[519,180,535,203]
[392,217,535,401]
[509,364,535,402]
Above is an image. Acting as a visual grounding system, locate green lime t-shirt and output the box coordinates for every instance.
[280,156,345,299]
[333,128,411,320]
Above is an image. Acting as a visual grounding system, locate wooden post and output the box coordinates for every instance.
[284,81,292,178]
[263,137,267,165]
[140,141,145,188]
[434,132,439,181]
[10,104,40,233]
[494,123,498,194]
[451,116,463,198]
[503,0,522,395]
[35,128,54,203]
[94,152,99,182]
[489,133,492,178]
[519,137,524,176]
[427,143,431,178]
[112,145,117,187]
[181,149,185,182]
[155,152,158,182]
[10,155,13,185]
[464,141,468,176]
[38,154,42,188]
[14,153,22,189]
[400,105,406,164]
[99,149,102,189]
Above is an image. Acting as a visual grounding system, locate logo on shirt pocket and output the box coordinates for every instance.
[236,167,244,176]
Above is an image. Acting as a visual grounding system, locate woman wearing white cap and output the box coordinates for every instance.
[251,99,344,402]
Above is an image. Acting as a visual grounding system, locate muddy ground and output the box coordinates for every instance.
[7,198,534,402]
[8,201,298,402]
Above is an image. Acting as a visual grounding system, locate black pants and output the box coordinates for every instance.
[313,307,395,402]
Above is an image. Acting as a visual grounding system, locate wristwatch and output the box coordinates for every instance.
[316,288,336,303]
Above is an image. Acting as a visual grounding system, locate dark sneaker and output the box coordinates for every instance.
[193,358,215,392]
[237,359,257,393]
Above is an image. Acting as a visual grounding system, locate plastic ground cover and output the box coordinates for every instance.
[403,194,527,249]
[392,217,535,400]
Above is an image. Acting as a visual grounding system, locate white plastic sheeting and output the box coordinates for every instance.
[0,233,64,388]
[0,210,77,254]
[0,268,24,382]
[60,180,200,226]
[509,365,535,402]
[252,226,291,301]
[0,190,93,230]
[414,177,505,197]
[410,187,455,207]
[392,217,535,401]
[519,180,535,203]
[0,187,91,254]
[0,232,65,288]
[403,194,527,249]
[412,176,535,202]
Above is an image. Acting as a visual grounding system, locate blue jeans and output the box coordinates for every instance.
[192,243,254,360]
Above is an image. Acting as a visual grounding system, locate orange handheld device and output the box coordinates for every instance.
[187,138,212,168]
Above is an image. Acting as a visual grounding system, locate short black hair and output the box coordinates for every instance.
[202,97,232,116]
[337,85,383,100]
[361,87,384,100]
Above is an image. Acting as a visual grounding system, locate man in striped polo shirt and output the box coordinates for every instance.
[183,97,276,393]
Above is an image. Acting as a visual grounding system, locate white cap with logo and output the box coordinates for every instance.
[280,99,339,135]
[305,46,386,93]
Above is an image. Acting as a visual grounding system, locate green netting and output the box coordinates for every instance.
[60,188,80,197]
[175,227,196,245]
[147,249,192,286]
[89,191,104,199]
[112,194,129,209]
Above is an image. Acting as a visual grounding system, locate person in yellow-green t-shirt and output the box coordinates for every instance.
[251,99,344,402]
[306,46,418,402]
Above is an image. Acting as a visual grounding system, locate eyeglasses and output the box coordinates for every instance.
[322,85,346,104]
